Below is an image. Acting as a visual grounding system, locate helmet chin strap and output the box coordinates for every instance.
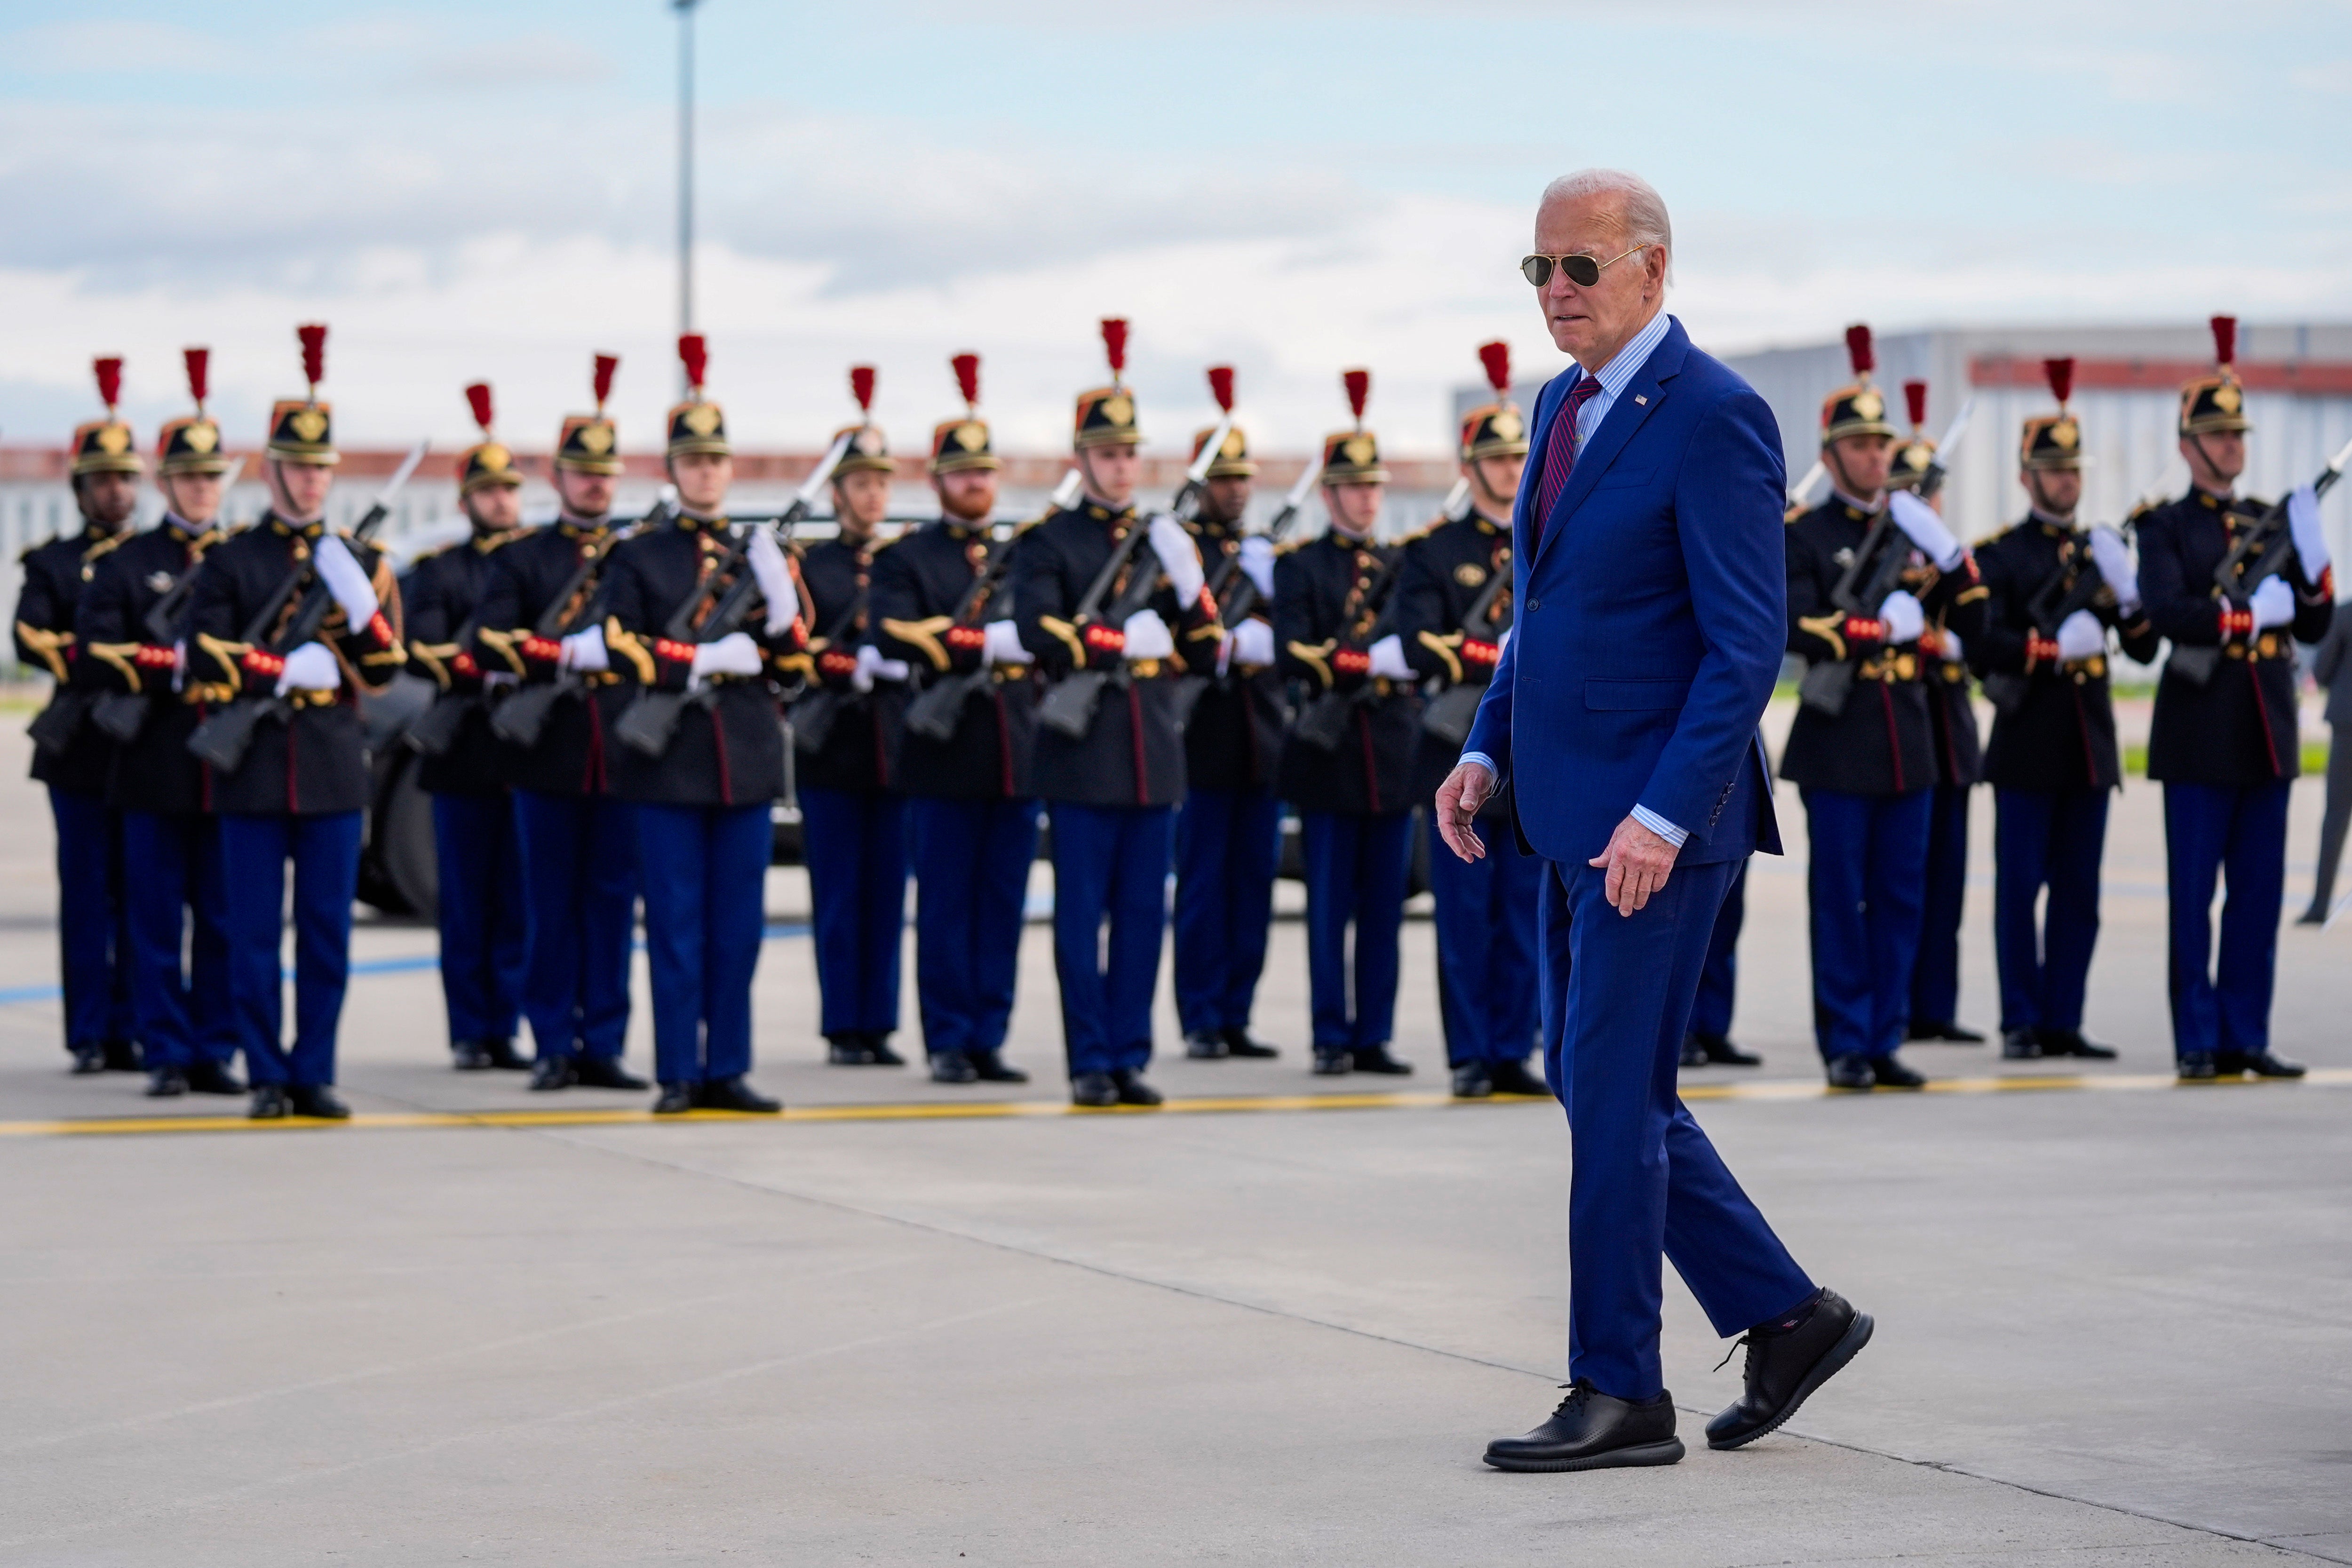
[2024,471,2075,524]
[2185,432,2237,496]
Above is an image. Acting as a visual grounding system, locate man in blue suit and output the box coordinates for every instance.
[1438,171,1873,1472]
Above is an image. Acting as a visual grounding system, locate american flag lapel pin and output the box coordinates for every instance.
[1634,394,1647,405]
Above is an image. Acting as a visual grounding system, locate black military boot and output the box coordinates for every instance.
[573,1056,649,1090]
[1110,1068,1163,1107]
[865,1033,907,1067]
[1706,1288,1873,1449]
[1906,1018,1984,1044]
[1070,1072,1120,1108]
[1488,1059,1550,1097]
[1825,1056,1874,1090]
[1184,1028,1229,1060]
[700,1076,780,1113]
[1351,1043,1414,1075]
[2001,1028,2042,1060]
[451,1040,495,1071]
[69,1041,108,1075]
[248,1084,289,1120]
[2036,1028,2117,1060]
[826,1035,874,1066]
[1869,1054,1927,1090]
[145,1066,189,1098]
[1684,1031,1762,1067]
[1451,1062,1493,1099]
[2244,1051,2307,1078]
[103,1037,144,1072]
[483,1036,531,1070]
[930,1051,978,1085]
[968,1051,1028,1083]
[185,1060,245,1096]
[288,1085,350,1120]
[2177,1052,2219,1081]
[529,1055,577,1091]
[1221,1027,1280,1059]
[1311,1050,1353,1077]
[652,1082,697,1114]
[1484,1380,1685,1472]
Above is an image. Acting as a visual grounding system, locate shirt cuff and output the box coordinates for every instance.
[1460,750,1497,778]
[1630,805,1688,847]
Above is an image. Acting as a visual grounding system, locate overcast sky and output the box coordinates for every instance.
[4,0,2348,458]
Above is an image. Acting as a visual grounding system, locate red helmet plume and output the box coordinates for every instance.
[1343,367,1370,425]
[1207,365,1235,413]
[1100,317,1128,379]
[678,333,708,392]
[2043,357,2075,406]
[850,364,876,413]
[2210,315,2237,367]
[94,357,123,413]
[592,352,619,411]
[1903,380,1929,429]
[1478,340,1511,397]
[184,347,210,410]
[1844,324,1875,378]
[951,351,980,411]
[297,323,327,395]
[465,382,494,434]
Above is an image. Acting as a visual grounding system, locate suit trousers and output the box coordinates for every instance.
[2309,724,2352,915]
[218,811,363,1087]
[798,785,907,1039]
[1300,810,1412,1053]
[512,789,637,1063]
[1173,785,1283,1035]
[907,796,1039,1058]
[636,802,769,1085]
[1992,788,2109,1035]
[2162,780,2289,1060]
[120,811,234,1073]
[1540,855,1814,1400]
[431,792,528,1046]
[48,787,132,1053]
[1047,802,1173,1077]
[1801,787,1933,1063]
[1909,782,1971,1026]
[1427,812,1540,1065]
[1689,857,1747,1041]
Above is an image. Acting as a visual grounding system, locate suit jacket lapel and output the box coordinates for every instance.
[1532,318,1691,571]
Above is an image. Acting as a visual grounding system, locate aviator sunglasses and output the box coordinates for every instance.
[1519,243,1651,288]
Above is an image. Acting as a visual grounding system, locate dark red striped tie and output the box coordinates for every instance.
[1531,373,1603,552]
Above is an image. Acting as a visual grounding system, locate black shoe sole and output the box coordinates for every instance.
[1708,1312,1875,1451]
[1484,1436,1685,1472]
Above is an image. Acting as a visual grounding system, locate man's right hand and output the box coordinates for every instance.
[1435,760,1493,863]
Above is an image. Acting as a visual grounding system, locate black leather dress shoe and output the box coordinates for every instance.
[2037,1028,2117,1060]
[2001,1028,2042,1060]
[288,1085,351,1120]
[1184,1028,1229,1060]
[145,1066,188,1098]
[1678,1035,1709,1068]
[1869,1054,1927,1090]
[103,1037,144,1072]
[1221,1027,1280,1059]
[185,1060,245,1096]
[1452,1063,1493,1099]
[529,1055,577,1091]
[1311,1051,1352,1077]
[930,1051,978,1084]
[69,1041,108,1075]
[1071,1072,1120,1108]
[573,1056,649,1090]
[484,1036,530,1070]
[1706,1287,1873,1449]
[1907,1018,1985,1044]
[1684,1031,1763,1067]
[1825,1055,1874,1090]
[1111,1068,1163,1106]
[249,1084,289,1120]
[700,1076,780,1113]
[450,1039,495,1071]
[2178,1052,2218,1081]
[1351,1043,1413,1075]
[2244,1051,2307,1078]
[826,1036,874,1066]
[1488,1059,1550,1096]
[652,1081,697,1114]
[865,1034,908,1067]
[1484,1380,1685,1472]
[969,1051,1028,1083]
[2297,904,2328,926]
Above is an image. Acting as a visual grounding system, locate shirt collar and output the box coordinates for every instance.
[1829,487,1884,517]
[2029,506,2077,532]
[267,510,325,540]
[557,513,610,538]
[163,510,212,536]
[1580,307,1672,398]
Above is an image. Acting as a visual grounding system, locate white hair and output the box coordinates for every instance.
[1539,169,1673,281]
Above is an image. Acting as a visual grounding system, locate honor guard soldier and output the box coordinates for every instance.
[1968,358,2155,1060]
[189,325,406,1119]
[1275,370,1421,1079]
[1781,326,1986,1090]
[1172,366,1286,1063]
[1890,380,1988,1048]
[869,353,1037,1087]
[1394,343,1544,1098]
[19,358,140,1075]
[76,351,241,1095]
[795,365,910,1068]
[600,335,795,1114]
[1013,319,1222,1107]
[472,354,646,1093]
[2137,316,2333,1081]
[403,383,528,1073]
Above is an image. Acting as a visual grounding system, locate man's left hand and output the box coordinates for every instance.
[1589,814,1677,916]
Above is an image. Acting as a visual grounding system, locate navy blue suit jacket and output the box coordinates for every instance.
[1463,315,1784,867]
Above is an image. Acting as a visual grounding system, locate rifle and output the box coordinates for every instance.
[612,434,852,759]
[1419,550,1515,749]
[1035,418,1230,740]
[485,493,668,750]
[2164,432,2352,688]
[1168,456,1326,730]
[1291,543,1408,753]
[788,582,871,756]
[900,473,1081,744]
[84,459,249,745]
[186,440,429,772]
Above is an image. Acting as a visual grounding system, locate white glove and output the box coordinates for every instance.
[853,643,909,692]
[313,535,379,629]
[558,625,608,672]
[690,630,763,681]
[274,641,341,696]
[2055,609,2106,662]
[746,527,799,637]
[1368,632,1415,681]
[1237,535,1276,600]
[1936,626,1963,663]
[1888,490,1965,572]
[1228,617,1275,668]
[2288,484,2333,577]
[1877,589,1926,645]
[2087,525,2140,613]
[1120,609,1175,662]
[2249,574,2297,632]
[171,638,187,694]
[1147,514,1206,606]
[981,619,1032,666]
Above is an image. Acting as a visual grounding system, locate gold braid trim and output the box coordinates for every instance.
[604,616,656,684]
[881,614,954,672]
[477,626,528,677]
[16,622,71,680]
[86,642,144,691]
[1796,613,1848,663]
[195,633,251,697]
[1288,639,1337,690]
[1416,629,1464,684]
[410,641,456,690]
[1037,615,1089,667]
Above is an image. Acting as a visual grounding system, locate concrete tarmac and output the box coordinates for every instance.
[2,706,2348,1564]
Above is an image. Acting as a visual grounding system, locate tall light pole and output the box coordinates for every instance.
[675,0,701,382]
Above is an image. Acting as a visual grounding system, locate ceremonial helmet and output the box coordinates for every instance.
[1073,318,1142,449]
[1458,341,1529,462]
[266,324,338,465]
[556,354,625,477]
[70,357,143,478]
[1192,365,1256,479]
[667,334,730,458]
[1820,324,1898,445]
[2179,315,2251,436]
[1887,381,1936,492]
[831,365,893,476]
[929,352,1002,475]
[2020,358,2085,471]
[1321,368,1390,484]
[455,383,522,495]
[156,348,230,477]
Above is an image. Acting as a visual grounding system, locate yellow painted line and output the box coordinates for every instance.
[1,1069,2345,1139]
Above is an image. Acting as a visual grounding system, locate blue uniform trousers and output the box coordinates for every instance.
[120,811,234,1073]
[512,789,637,1063]
[2162,780,2289,1060]
[1993,788,2109,1035]
[907,796,1038,1058]
[1047,802,1173,1076]
[1690,857,1748,1041]
[1909,782,1971,1026]
[797,784,907,1039]
[49,787,132,1053]
[636,803,769,1086]
[1539,856,1814,1400]
[1300,811,1411,1053]
[1426,812,1540,1065]
[431,792,528,1046]
[218,812,363,1087]
[1801,787,1933,1063]
[1172,785,1282,1035]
